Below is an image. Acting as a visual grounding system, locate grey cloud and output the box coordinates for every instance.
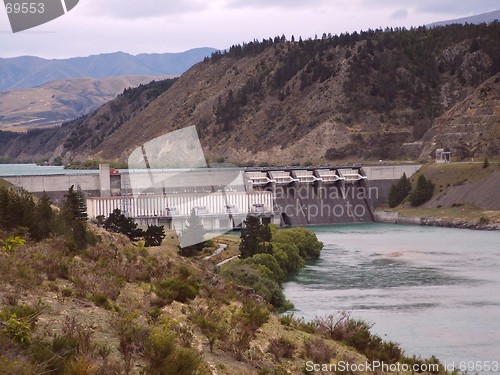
[226,0,332,9]
[85,0,208,19]
[390,8,408,19]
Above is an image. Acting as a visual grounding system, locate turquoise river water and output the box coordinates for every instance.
[283,224,500,371]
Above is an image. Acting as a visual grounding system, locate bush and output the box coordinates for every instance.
[303,338,335,363]
[220,261,291,309]
[271,227,323,260]
[145,321,206,375]
[314,312,402,363]
[154,268,199,305]
[189,304,228,352]
[1,314,32,347]
[268,336,296,360]
[244,253,285,283]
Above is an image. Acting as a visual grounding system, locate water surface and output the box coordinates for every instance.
[284,224,500,368]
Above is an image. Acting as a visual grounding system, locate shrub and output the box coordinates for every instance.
[1,314,32,347]
[91,294,112,309]
[189,304,228,352]
[220,261,291,309]
[154,268,199,305]
[271,228,323,260]
[145,321,206,375]
[268,336,296,360]
[244,253,285,283]
[303,338,335,363]
[315,312,402,363]
[1,236,26,252]
[479,216,490,225]
[63,356,97,375]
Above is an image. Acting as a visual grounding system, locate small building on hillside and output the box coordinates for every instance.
[435,148,452,163]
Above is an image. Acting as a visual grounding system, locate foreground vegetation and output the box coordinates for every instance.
[0,187,461,374]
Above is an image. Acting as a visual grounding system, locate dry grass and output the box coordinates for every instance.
[416,162,499,188]
[397,205,500,223]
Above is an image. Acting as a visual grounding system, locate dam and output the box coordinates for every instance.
[1,164,421,230]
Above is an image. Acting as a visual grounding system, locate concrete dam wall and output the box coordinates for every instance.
[2,164,422,228]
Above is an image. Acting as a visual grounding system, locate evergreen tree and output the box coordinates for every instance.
[103,208,143,240]
[483,157,489,168]
[240,216,272,259]
[179,209,206,257]
[62,185,87,222]
[409,174,434,206]
[388,173,412,208]
[144,225,166,247]
[62,185,91,249]
[32,192,54,241]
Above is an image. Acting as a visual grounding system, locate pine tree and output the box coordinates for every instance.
[63,185,87,222]
[388,173,412,207]
[62,185,91,249]
[409,174,434,206]
[179,209,206,257]
[240,216,272,259]
[483,157,489,168]
[144,225,166,247]
[103,208,143,240]
[32,192,54,241]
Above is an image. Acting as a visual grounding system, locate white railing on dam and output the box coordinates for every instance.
[87,191,274,219]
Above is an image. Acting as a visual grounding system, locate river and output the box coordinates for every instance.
[283,224,500,371]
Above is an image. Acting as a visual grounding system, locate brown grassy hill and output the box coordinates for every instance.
[0,23,499,165]
[0,75,174,132]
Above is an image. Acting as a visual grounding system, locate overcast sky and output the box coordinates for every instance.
[0,0,498,58]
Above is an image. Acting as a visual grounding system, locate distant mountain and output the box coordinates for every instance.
[0,48,216,90]
[427,9,500,28]
[0,75,174,132]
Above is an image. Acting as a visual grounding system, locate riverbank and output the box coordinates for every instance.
[375,209,500,230]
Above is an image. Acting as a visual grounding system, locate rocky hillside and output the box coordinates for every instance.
[0,75,174,132]
[416,73,499,159]
[0,23,499,165]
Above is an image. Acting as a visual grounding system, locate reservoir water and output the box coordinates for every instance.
[284,224,500,369]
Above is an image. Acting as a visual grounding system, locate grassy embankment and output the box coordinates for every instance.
[389,162,500,224]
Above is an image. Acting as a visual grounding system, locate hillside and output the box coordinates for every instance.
[384,163,500,227]
[400,73,500,159]
[0,78,178,163]
[0,76,174,132]
[0,23,499,165]
[0,186,447,374]
[0,48,215,90]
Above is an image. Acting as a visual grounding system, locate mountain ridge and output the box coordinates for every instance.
[0,48,216,90]
[427,9,500,28]
[0,23,498,165]
[0,75,175,132]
